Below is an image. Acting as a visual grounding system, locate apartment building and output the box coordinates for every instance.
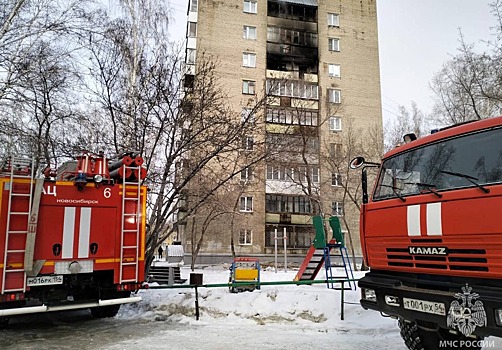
[182,0,382,258]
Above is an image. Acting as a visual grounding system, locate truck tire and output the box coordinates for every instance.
[90,304,121,318]
[0,316,9,330]
[398,318,481,350]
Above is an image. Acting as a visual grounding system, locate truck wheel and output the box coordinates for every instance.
[398,318,481,350]
[0,316,9,330]
[90,304,121,318]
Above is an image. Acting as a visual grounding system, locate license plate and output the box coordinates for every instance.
[27,275,63,286]
[403,297,445,316]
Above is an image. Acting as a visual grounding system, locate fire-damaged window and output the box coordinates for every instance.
[373,126,502,200]
[267,0,317,22]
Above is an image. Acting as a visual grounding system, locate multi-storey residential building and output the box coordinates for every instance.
[181,0,382,259]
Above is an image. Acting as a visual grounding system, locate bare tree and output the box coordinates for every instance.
[430,1,502,125]
[323,118,383,270]
[0,0,106,161]
[384,101,426,152]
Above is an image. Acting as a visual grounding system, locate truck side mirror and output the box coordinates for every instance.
[349,157,365,169]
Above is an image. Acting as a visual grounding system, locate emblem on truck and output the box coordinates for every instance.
[447,284,487,337]
[408,246,448,255]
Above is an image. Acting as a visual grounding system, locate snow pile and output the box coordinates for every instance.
[113,265,405,349]
[111,265,502,349]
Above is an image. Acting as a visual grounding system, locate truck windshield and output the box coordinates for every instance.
[373,127,502,200]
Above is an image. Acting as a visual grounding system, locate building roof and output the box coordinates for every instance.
[278,0,318,6]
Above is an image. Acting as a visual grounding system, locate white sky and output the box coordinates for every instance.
[167,0,497,125]
[377,0,496,124]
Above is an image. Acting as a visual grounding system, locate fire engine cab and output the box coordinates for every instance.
[351,116,502,350]
[0,151,147,327]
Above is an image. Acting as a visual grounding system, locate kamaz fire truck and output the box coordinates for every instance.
[351,116,502,350]
[0,151,147,328]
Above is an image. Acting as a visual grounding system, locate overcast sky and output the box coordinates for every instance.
[377,0,496,125]
[167,0,497,125]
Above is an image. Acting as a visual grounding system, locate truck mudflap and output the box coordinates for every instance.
[0,296,141,317]
[359,272,502,338]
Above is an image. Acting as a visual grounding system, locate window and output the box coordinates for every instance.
[329,116,342,131]
[332,173,342,186]
[243,25,257,39]
[328,64,340,77]
[241,108,255,123]
[243,0,257,13]
[311,166,320,183]
[266,165,279,180]
[240,196,253,212]
[373,127,502,200]
[265,79,318,100]
[239,229,252,245]
[328,38,340,52]
[266,165,293,181]
[241,167,253,181]
[243,52,256,67]
[242,80,256,94]
[188,22,197,37]
[265,194,315,214]
[332,201,344,216]
[328,89,341,103]
[242,135,254,150]
[190,0,198,12]
[328,13,340,27]
[330,143,343,158]
[186,48,196,64]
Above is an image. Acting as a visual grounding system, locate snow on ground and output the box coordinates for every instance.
[113,263,407,349]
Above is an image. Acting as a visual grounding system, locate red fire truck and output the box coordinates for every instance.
[351,116,502,350]
[0,152,147,328]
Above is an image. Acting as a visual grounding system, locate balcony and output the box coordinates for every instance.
[267,43,318,66]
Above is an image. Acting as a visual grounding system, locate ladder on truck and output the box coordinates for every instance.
[1,157,34,293]
[119,164,142,283]
[294,216,355,290]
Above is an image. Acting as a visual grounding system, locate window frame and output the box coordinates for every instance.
[243,0,257,14]
[328,63,341,77]
[311,166,320,183]
[332,173,342,187]
[243,25,257,39]
[241,108,255,124]
[328,13,340,27]
[188,22,197,37]
[332,201,344,216]
[329,116,342,131]
[239,229,253,245]
[328,38,340,52]
[242,80,256,94]
[243,135,254,151]
[328,89,342,104]
[186,48,196,65]
[330,142,343,158]
[190,0,198,12]
[241,167,253,181]
[242,52,257,67]
[240,196,254,212]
